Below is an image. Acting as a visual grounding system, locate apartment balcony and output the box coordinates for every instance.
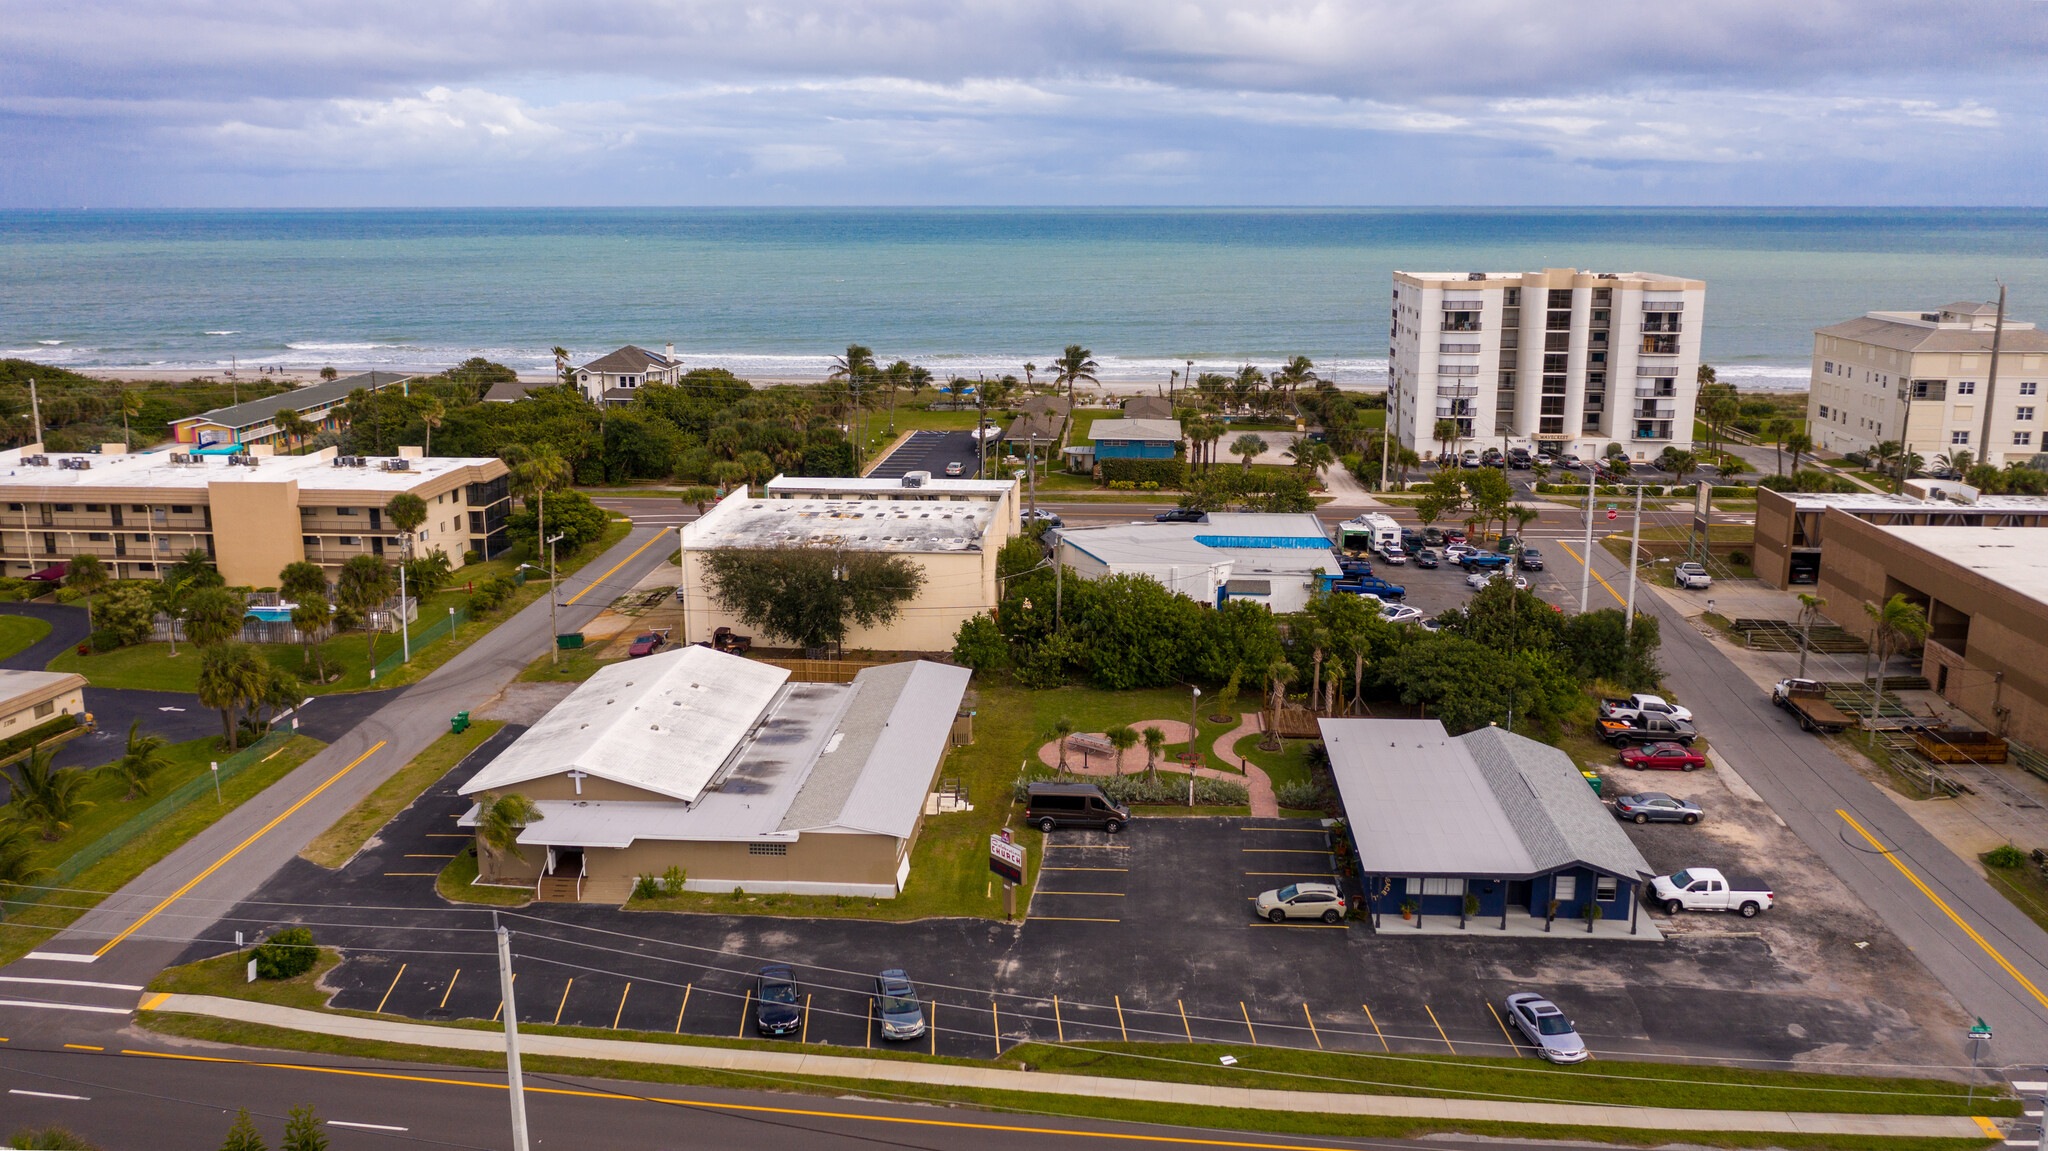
[1435,383,1480,398]
[1439,342,1481,354]
[1634,384,1677,399]
[1641,320,1683,334]
[1640,336,1681,355]
[1634,404,1677,420]
[1440,321,1483,332]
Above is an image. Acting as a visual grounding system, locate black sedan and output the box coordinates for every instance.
[1518,548,1545,571]
[1155,508,1206,523]
[1613,792,1702,825]
[1412,548,1440,569]
[754,965,802,1036]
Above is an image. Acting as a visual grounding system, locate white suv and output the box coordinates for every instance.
[1254,882,1347,924]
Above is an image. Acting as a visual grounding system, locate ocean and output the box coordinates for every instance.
[6,207,2048,390]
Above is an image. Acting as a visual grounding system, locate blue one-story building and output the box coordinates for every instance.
[1088,418,1183,460]
[1319,718,1658,938]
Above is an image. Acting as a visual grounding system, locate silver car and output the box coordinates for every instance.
[1504,992,1588,1063]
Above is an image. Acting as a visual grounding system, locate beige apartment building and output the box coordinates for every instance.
[1389,268,1706,463]
[1809,301,2048,467]
[678,474,1017,653]
[0,443,511,587]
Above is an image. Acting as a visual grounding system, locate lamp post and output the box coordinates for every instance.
[546,532,564,666]
[1188,686,1203,807]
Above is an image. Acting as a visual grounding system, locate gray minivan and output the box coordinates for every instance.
[1025,782,1130,834]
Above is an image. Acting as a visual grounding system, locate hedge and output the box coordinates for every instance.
[1098,458,1187,488]
[0,712,80,763]
[254,926,318,979]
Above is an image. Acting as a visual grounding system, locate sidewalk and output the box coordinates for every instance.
[139,994,1996,1139]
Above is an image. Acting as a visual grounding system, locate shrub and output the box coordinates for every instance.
[1274,779,1324,810]
[1098,457,1187,488]
[464,550,483,564]
[52,587,82,604]
[88,629,123,653]
[253,926,317,979]
[1726,551,1750,566]
[0,712,79,762]
[1016,772,1249,807]
[1986,844,2028,869]
[633,874,662,900]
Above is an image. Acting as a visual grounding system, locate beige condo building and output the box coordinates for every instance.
[1809,301,2048,467]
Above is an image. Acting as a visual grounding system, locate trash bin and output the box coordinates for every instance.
[555,633,584,650]
[451,711,471,734]
[1581,770,1602,796]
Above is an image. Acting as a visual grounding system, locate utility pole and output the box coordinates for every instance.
[1980,284,2007,462]
[1379,380,1392,492]
[398,560,410,662]
[976,376,988,478]
[495,919,532,1151]
[1578,480,1595,614]
[28,378,41,444]
[546,532,564,666]
[1623,484,1644,634]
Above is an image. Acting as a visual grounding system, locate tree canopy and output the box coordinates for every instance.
[700,547,926,652]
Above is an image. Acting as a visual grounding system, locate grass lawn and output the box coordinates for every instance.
[152,946,343,1011]
[624,681,1245,922]
[517,639,612,684]
[1978,852,2048,938]
[1232,733,1316,792]
[436,848,532,906]
[300,721,505,868]
[0,734,325,967]
[0,613,50,661]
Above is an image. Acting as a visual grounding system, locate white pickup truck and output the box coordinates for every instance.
[1648,867,1774,918]
[1674,562,1713,589]
[1597,693,1695,724]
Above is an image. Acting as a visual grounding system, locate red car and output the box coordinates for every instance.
[1620,742,1706,771]
[627,632,668,658]
[1443,529,1467,545]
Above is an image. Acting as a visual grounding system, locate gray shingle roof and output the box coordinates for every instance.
[579,345,676,375]
[778,661,972,838]
[1461,727,1653,879]
[1121,396,1174,419]
[177,370,414,432]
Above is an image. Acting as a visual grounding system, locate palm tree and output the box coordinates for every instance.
[1765,418,1794,475]
[1273,355,1318,402]
[117,383,141,451]
[1050,345,1099,411]
[1795,592,1828,680]
[1284,439,1334,479]
[183,586,244,648]
[1934,448,1974,479]
[1433,418,1461,468]
[1231,433,1268,473]
[197,642,267,751]
[104,719,172,800]
[291,594,331,682]
[1511,504,1538,538]
[336,554,395,666]
[1048,717,1075,775]
[1143,725,1167,783]
[1260,659,1297,751]
[63,554,108,631]
[11,746,94,840]
[1863,593,1929,718]
[827,344,876,462]
[475,792,544,877]
[385,493,428,566]
[1189,418,1224,472]
[1106,724,1138,777]
[0,819,53,898]
[274,408,317,454]
[1785,432,1813,476]
[278,561,327,604]
[418,397,446,457]
[503,443,571,565]
[1662,449,1699,487]
[551,346,575,389]
[678,486,719,516]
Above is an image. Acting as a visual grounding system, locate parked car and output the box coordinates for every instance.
[1517,548,1544,571]
[755,966,802,1036]
[1460,450,1482,468]
[1648,867,1773,917]
[1419,616,1445,633]
[1421,527,1446,546]
[1381,603,1424,625]
[1466,570,1528,590]
[1459,550,1513,571]
[1598,713,1698,747]
[626,631,668,658]
[1254,881,1347,924]
[1506,447,1532,468]
[1772,678,1854,734]
[1619,742,1707,771]
[1023,509,1064,527]
[1443,528,1467,545]
[1533,451,1555,467]
[944,461,966,477]
[1025,781,1130,833]
[1413,548,1440,569]
[1503,993,1588,1063]
[1492,534,1523,553]
[1614,791,1703,824]
[1401,528,1424,549]
[1442,543,1475,563]
[1154,508,1206,523]
[1334,575,1406,601]
[1599,693,1694,724]
[1378,543,1408,565]
[1674,562,1712,589]
[874,970,927,1041]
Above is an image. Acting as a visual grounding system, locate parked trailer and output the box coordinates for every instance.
[1913,729,2009,764]
[1771,678,1855,734]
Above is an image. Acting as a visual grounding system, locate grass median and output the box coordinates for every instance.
[0,612,51,661]
[300,721,505,869]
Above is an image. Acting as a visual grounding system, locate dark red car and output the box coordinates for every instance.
[1620,742,1706,771]
[627,632,667,658]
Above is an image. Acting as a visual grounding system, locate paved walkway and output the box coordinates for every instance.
[135,994,1997,1139]
[1035,720,1218,777]
[1209,712,1279,817]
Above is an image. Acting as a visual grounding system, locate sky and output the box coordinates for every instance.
[4,1,2047,208]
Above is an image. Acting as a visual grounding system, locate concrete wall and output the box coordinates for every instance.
[207,479,304,586]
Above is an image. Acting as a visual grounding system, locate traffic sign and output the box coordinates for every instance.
[1607,509,1618,521]
[1969,1018,1994,1041]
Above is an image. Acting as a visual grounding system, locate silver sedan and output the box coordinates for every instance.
[1504,992,1588,1063]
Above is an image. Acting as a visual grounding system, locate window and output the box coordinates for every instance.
[1596,876,1618,900]
[1552,875,1578,901]
[1547,289,1573,308]
[2017,432,2034,447]
[336,507,359,516]
[338,536,360,546]
[2022,381,2039,396]
[1818,405,1830,418]
[52,503,72,512]
[1413,877,1461,896]
[86,532,109,542]
[748,843,789,856]
[131,505,147,513]
[1952,430,1971,445]
[1824,361,1834,374]
[34,701,54,719]
[85,504,105,512]
[170,504,193,514]
[2019,407,2036,421]
[303,536,319,547]
[1955,380,1977,395]
[133,533,148,542]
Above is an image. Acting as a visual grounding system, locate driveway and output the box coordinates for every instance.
[0,601,88,670]
[868,429,987,480]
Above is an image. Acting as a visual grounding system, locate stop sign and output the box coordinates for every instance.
[1607,509,1618,521]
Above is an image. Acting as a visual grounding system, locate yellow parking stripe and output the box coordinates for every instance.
[1361,1002,1388,1051]
[1425,1003,1455,1053]
[1026,915,1120,923]
[1302,1004,1322,1050]
[375,965,406,1014]
[1488,1001,1521,1052]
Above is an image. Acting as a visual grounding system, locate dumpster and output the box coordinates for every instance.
[451,711,470,734]
[555,633,584,650]
[1581,770,1602,796]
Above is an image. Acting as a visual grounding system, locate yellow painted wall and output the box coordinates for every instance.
[206,479,304,585]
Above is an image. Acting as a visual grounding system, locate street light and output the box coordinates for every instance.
[546,532,565,666]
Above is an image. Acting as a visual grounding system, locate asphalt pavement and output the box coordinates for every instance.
[868,428,987,479]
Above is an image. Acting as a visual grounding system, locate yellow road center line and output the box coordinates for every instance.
[1555,541,1626,608]
[1178,999,1191,1042]
[1361,1002,1388,1052]
[1488,1002,1520,1051]
[1974,1116,2003,1138]
[95,740,387,957]
[676,984,689,1034]
[801,993,811,1044]
[1025,916,1120,923]
[1838,809,2048,1013]
[1239,1002,1256,1045]
[930,1002,937,1056]
[375,964,407,1014]
[562,530,665,607]
[1039,867,1127,872]
[1301,1004,1322,1050]
[63,1044,102,1051]
[404,854,457,858]
[991,999,1001,1057]
[1115,994,1128,1042]
[553,978,573,1026]
[613,983,631,1030]
[866,997,873,1048]
[1425,1004,1455,1053]
[438,970,460,1010]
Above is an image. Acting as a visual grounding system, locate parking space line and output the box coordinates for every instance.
[612,983,631,1029]
[739,989,752,1038]
[1239,827,1326,833]
[865,998,873,1048]
[992,1000,1001,1056]
[1114,995,1128,1042]
[1040,866,1126,872]
[438,970,460,1010]
[1248,922,1348,930]
[1488,1002,1522,1053]
[1240,849,1330,854]
[1238,1002,1257,1044]
[801,994,811,1044]
[1424,1004,1455,1053]
[1047,844,1129,851]
[675,985,689,1034]
[374,965,406,1014]
[1243,871,1334,877]
[1177,999,1191,1041]
[553,979,574,1026]
[1053,996,1065,1042]
[1361,1003,1388,1051]
[1026,915,1120,923]
[1302,1005,1322,1050]
[1037,891,1124,896]
[492,974,514,1022]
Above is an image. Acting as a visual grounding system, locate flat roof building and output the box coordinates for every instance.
[1389,269,1705,463]
[1053,512,1338,613]
[1809,301,2048,466]
[1320,718,1657,938]
[169,370,415,450]
[679,475,1018,652]
[0,442,511,585]
[458,645,972,902]
[1752,486,2048,588]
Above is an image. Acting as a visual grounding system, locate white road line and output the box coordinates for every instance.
[0,976,144,992]
[2019,1081,2048,1091]
[0,998,131,1015]
[22,952,97,964]
[330,1121,410,1132]
[10,1089,90,1101]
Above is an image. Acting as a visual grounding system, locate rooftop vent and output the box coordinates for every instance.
[1922,313,1942,322]
[57,457,91,470]
[381,458,411,472]
[902,470,929,488]
[1466,272,1486,281]
[23,455,48,467]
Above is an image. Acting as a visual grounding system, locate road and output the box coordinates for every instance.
[0,1043,1649,1151]
[0,522,681,1046]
